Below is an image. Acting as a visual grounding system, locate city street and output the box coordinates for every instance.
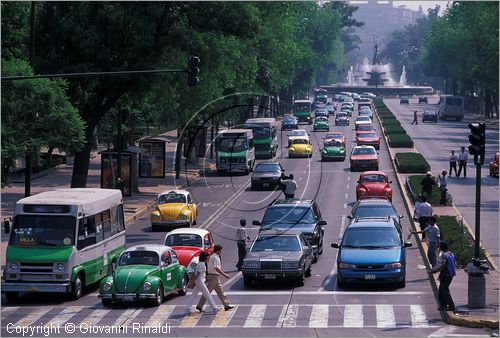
[2,102,495,337]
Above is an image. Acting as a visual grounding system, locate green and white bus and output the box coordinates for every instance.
[2,188,126,301]
[244,118,278,159]
[215,129,255,175]
[293,99,313,124]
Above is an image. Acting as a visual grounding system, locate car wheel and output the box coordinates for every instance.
[102,299,113,307]
[296,269,305,287]
[337,276,346,289]
[178,274,188,296]
[5,292,18,303]
[243,276,253,288]
[151,224,158,232]
[152,283,164,306]
[305,264,312,277]
[71,273,84,300]
[397,276,406,289]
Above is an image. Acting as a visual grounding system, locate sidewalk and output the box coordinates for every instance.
[376,108,499,329]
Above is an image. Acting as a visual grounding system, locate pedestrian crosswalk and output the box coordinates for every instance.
[1,303,439,329]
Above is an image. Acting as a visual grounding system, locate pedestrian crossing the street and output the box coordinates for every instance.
[1,303,440,329]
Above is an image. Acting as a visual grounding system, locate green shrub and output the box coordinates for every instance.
[395,152,430,173]
[382,119,401,127]
[379,112,395,118]
[388,133,414,147]
[384,125,406,135]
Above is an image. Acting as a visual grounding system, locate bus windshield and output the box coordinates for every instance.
[445,97,463,106]
[218,137,248,152]
[10,215,76,247]
[246,126,271,139]
[294,102,311,112]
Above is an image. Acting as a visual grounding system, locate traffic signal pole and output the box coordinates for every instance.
[474,162,481,259]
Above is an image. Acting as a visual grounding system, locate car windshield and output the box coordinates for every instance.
[325,140,342,147]
[326,133,343,139]
[361,174,387,183]
[292,139,308,145]
[290,130,307,137]
[357,125,374,131]
[352,147,376,156]
[358,133,376,138]
[342,227,401,248]
[255,163,281,172]
[10,215,76,247]
[251,235,300,252]
[119,250,159,266]
[283,117,296,123]
[353,204,397,218]
[336,114,348,118]
[316,118,328,122]
[356,117,371,122]
[218,137,248,152]
[165,233,202,247]
[262,206,315,225]
[159,193,186,204]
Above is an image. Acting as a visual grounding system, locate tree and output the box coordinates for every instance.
[1,59,85,187]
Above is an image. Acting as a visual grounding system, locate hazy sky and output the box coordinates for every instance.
[392,1,451,14]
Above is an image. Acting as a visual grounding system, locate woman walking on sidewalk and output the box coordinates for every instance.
[185,252,219,314]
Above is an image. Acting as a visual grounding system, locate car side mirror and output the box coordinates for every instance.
[404,241,413,248]
[399,215,404,219]
[4,219,10,234]
[347,215,353,219]
[318,220,327,226]
[389,181,393,184]
[357,181,360,183]
[331,243,339,248]
[252,220,261,226]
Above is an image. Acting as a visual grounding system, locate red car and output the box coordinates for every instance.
[325,132,346,147]
[356,171,393,201]
[350,146,379,171]
[490,152,499,177]
[356,131,381,150]
[164,228,214,273]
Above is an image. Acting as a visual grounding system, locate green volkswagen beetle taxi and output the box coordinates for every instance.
[99,244,189,307]
[313,116,330,131]
[321,139,346,161]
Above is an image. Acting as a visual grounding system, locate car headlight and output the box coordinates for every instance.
[243,261,260,268]
[180,214,188,220]
[103,282,112,292]
[9,262,19,271]
[338,263,356,269]
[56,263,65,271]
[220,158,227,163]
[384,190,390,196]
[289,148,295,152]
[339,149,345,153]
[151,212,160,219]
[322,149,327,154]
[385,262,402,269]
[143,281,152,291]
[282,261,299,269]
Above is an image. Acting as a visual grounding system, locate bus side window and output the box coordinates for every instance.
[77,216,96,250]
[101,210,111,239]
[110,205,125,233]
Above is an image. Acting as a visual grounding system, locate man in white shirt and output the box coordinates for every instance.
[196,245,234,311]
[282,173,298,199]
[449,150,458,177]
[236,219,250,271]
[457,146,469,177]
[415,196,433,240]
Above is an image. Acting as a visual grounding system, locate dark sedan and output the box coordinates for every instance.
[335,112,350,126]
[282,116,299,130]
[422,111,438,123]
[251,162,285,190]
[242,229,313,287]
[418,96,428,103]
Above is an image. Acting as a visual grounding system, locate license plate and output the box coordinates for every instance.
[123,295,134,301]
[28,287,40,292]
[264,274,276,280]
[263,183,269,187]
[364,274,376,280]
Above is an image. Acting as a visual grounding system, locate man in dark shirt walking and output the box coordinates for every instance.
[411,110,418,125]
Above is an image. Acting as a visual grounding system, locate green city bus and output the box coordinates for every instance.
[244,118,278,159]
[293,99,313,124]
[2,188,126,301]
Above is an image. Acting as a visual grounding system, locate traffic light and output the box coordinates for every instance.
[188,55,200,87]
[468,122,485,165]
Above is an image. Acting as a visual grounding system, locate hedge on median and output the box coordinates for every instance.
[383,124,407,135]
[395,152,430,173]
[388,133,414,147]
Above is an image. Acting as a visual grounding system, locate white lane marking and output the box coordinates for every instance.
[223,271,242,287]
[344,193,348,199]
[244,304,266,328]
[309,304,329,328]
[318,215,345,291]
[211,305,238,327]
[347,176,351,181]
[376,304,396,328]
[45,306,83,327]
[343,203,347,209]
[145,305,175,327]
[1,307,19,316]
[276,304,299,327]
[13,308,51,327]
[410,304,429,328]
[346,184,350,189]
[179,311,202,327]
[428,326,457,337]
[113,308,141,328]
[221,290,427,296]
[299,177,303,181]
[80,308,110,327]
[343,304,363,328]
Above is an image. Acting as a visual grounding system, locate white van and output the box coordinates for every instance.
[438,95,464,121]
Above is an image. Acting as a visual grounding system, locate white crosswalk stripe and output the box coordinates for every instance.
[244,305,266,328]
[2,304,438,329]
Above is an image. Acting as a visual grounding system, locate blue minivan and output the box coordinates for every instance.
[331,217,412,288]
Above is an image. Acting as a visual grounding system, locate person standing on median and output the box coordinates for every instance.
[196,245,235,312]
[449,150,459,177]
[235,219,250,271]
[415,195,433,241]
[409,216,441,267]
[420,171,435,203]
[429,241,456,312]
[438,170,448,206]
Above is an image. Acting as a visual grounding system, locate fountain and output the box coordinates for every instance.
[361,42,389,86]
[399,66,407,86]
[347,66,355,86]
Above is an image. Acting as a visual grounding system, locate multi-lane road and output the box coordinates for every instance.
[1,99,496,337]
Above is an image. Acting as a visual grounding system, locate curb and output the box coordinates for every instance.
[375,103,499,329]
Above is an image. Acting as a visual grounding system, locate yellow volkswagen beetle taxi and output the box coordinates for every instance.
[289,137,313,158]
[151,190,197,231]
